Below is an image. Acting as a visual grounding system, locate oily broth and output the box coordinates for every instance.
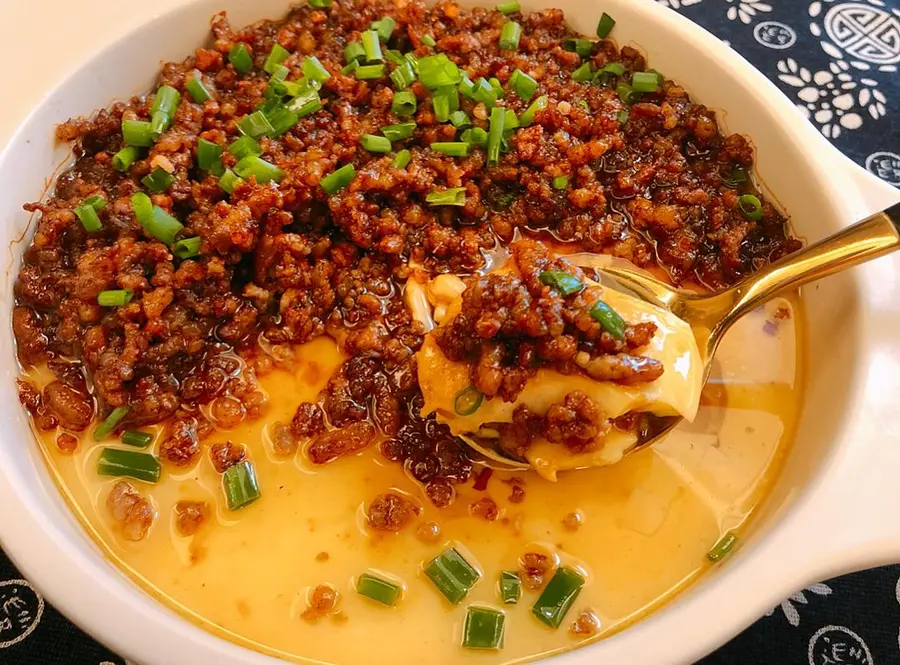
[28,297,803,665]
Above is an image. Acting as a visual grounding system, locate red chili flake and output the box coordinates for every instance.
[473,467,493,491]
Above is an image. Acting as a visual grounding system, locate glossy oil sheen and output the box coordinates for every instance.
[29,296,803,665]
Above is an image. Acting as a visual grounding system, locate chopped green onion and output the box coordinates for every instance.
[229,43,253,75]
[576,99,590,111]
[356,64,386,80]
[449,110,472,129]
[391,90,417,116]
[308,0,332,7]
[427,187,467,207]
[572,62,594,82]
[472,77,498,108]
[263,44,291,75]
[539,270,583,295]
[499,571,521,604]
[418,54,461,89]
[739,194,763,220]
[724,167,748,187]
[459,74,476,99]
[424,548,481,604]
[371,16,396,42]
[197,138,223,172]
[345,41,365,64]
[487,106,505,167]
[360,134,392,153]
[141,167,175,193]
[131,195,183,245]
[597,12,616,38]
[131,192,153,224]
[462,606,505,650]
[520,95,548,126]
[362,30,384,63]
[532,567,585,628]
[75,201,103,232]
[287,91,323,118]
[97,448,160,484]
[632,71,660,93]
[265,105,299,137]
[93,406,130,441]
[219,169,243,194]
[151,86,180,122]
[356,572,402,606]
[122,119,155,147]
[381,122,416,141]
[302,56,331,83]
[601,62,626,77]
[707,532,738,562]
[111,146,141,171]
[83,195,106,211]
[499,22,521,50]
[222,460,261,511]
[453,385,483,414]
[390,60,417,89]
[121,430,153,448]
[504,109,519,131]
[617,82,639,105]
[589,300,626,340]
[185,77,212,103]
[509,69,537,102]
[497,1,520,14]
[238,111,275,138]
[430,142,470,157]
[489,77,505,99]
[392,149,411,169]
[149,111,170,137]
[421,34,436,48]
[562,38,594,58]
[461,127,488,147]
[233,155,284,184]
[551,176,569,190]
[404,51,419,71]
[432,94,452,122]
[173,236,202,259]
[617,109,629,125]
[270,64,290,83]
[228,135,262,159]
[385,49,405,65]
[321,163,356,194]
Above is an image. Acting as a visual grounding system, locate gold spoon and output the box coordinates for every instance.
[462,201,900,471]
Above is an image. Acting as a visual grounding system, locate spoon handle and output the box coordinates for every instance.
[713,201,900,339]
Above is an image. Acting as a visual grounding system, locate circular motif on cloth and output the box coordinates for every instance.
[0,579,44,649]
[808,625,873,665]
[754,20,798,49]
[865,151,900,185]
[824,2,900,65]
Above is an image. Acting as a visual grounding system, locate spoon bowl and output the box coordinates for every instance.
[462,202,900,471]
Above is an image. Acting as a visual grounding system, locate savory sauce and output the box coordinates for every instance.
[28,295,803,664]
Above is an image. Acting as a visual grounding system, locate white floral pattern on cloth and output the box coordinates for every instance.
[776,58,887,138]
[765,583,833,626]
[727,0,773,23]
[655,0,705,9]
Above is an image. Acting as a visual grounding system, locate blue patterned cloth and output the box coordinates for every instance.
[1,2,899,664]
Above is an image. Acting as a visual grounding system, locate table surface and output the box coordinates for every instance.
[0,0,898,663]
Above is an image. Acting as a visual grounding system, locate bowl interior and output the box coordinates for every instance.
[0,0,865,663]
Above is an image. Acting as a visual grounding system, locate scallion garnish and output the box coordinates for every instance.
[131,193,183,245]
[93,406,130,441]
[121,430,153,448]
[472,77,498,108]
[391,90,417,115]
[385,49,405,65]
[238,111,275,138]
[531,567,585,629]
[431,142,470,157]
[302,56,331,83]
[345,41,365,64]
[219,169,244,194]
[462,606,505,650]
[487,106,505,167]
[141,167,175,192]
[562,38,594,58]
[499,571,521,604]
[497,1,520,14]
[617,109,629,125]
[265,105,299,137]
[421,34,436,48]
[601,62,626,77]
[222,460,261,511]
[229,43,253,74]
[390,60,417,89]
[263,44,290,75]
[75,198,104,232]
[197,138,223,172]
[418,54,461,89]
[360,134,392,153]
[617,82,638,105]
[424,548,481,604]
[551,175,569,190]
[426,187,467,207]
[122,119,155,147]
[233,155,284,184]
[309,0,332,7]
[371,16,396,41]
[572,62,594,82]
[355,64,386,80]
[98,447,161,484]
[597,12,616,38]
[381,122,416,141]
[362,30,384,63]
[589,300,626,340]
[504,108,519,131]
[111,146,141,171]
[97,290,133,307]
[738,194,763,221]
[499,21,521,50]
[228,135,262,159]
[632,71,660,93]
[151,86,180,127]
[449,110,472,129]
[432,94,452,122]
[461,127,488,147]
[489,77,505,100]
[724,167,748,187]
[519,95,548,126]
[453,385,484,415]
[287,91,323,118]
[509,69,537,102]
[173,236,202,259]
[707,532,738,562]
[185,76,212,103]
[321,163,356,194]
[392,149,411,169]
[539,270,583,295]
[356,572,402,606]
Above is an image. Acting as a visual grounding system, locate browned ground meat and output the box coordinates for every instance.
[366,492,421,531]
[570,609,601,637]
[209,440,246,473]
[520,550,556,590]
[470,497,499,520]
[174,500,210,536]
[291,402,325,437]
[13,0,798,508]
[107,480,154,541]
[302,585,339,622]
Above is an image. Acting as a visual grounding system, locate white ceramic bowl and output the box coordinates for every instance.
[1,0,899,663]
